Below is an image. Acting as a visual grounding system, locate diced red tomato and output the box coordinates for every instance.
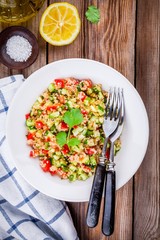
[105,148,110,159]
[25,113,30,119]
[44,137,51,142]
[29,150,34,157]
[60,121,68,131]
[54,79,65,88]
[81,109,88,115]
[85,148,97,155]
[62,144,69,155]
[78,92,86,101]
[29,150,38,158]
[49,167,57,175]
[27,133,34,140]
[46,105,57,111]
[42,149,49,155]
[73,125,78,129]
[40,159,51,172]
[35,121,44,129]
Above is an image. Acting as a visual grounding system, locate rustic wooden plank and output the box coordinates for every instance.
[22,1,48,78]
[48,0,85,62]
[0,23,11,78]
[134,0,160,239]
[46,1,85,238]
[84,0,136,81]
[83,1,135,239]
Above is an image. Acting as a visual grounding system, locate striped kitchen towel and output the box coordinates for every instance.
[0,75,78,240]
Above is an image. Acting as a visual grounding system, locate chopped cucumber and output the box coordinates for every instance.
[53,155,60,160]
[90,156,97,166]
[49,112,60,118]
[69,173,77,182]
[48,83,55,92]
[86,88,93,95]
[61,89,68,95]
[44,130,53,138]
[60,159,67,166]
[98,105,105,115]
[98,91,104,100]
[27,126,36,132]
[84,97,91,106]
[26,119,35,127]
[79,172,88,181]
[86,130,93,137]
[72,126,83,136]
[69,165,77,172]
[71,145,81,153]
[66,101,73,108]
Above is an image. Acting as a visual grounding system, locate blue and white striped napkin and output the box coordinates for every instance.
[0,75,78,240]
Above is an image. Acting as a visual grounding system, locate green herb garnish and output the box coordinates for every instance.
[68,138,80,147]
[56,109,83,148]
[85,5,100,24]
[56,132,67,147]
[63,108,83,129]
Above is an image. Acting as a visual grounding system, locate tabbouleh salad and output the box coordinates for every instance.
[25,77,121,181]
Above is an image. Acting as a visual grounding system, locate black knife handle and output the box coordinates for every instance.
[102,170,116,236]
[86,163,106,228]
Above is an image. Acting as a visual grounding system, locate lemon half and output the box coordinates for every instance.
[39,2,81,46]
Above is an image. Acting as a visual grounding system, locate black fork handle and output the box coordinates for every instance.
[102,170,116,236]
[86,163,106,228]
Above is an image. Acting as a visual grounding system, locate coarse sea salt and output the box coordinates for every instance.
[6,35,32,62]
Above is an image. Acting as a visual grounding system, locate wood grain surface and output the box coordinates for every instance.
[0,0,159,239]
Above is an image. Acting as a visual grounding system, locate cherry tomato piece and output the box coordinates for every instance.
[25,113,30,119]
[42,149,49,155]
[29,150,34,157]
[62,144,69,155]
[40,159,51,172]
[27,133,34,140]
[46,105,57,111]
[49,166,57,175]
[54,79,65,88]
[81,109,88,115]
[50,169,57,175]
[85,148,97,155]
[35,121,44,129]
[60,121,68,131]
[78,92,86,101]
[105,148,110,159]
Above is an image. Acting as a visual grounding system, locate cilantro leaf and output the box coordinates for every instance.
[68,138,80,147]
[56,132,67,147]
[85,5,100,24]
[63,109,83,129]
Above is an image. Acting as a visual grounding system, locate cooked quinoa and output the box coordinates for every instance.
[25,77,121,181]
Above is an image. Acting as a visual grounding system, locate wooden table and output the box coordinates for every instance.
[1,0,159,239]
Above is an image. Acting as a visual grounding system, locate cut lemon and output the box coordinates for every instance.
[39,2,81,46]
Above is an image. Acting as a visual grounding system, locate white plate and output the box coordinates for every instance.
[6,58,149,202]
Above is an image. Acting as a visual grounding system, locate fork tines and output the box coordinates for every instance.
[106,87,122,121]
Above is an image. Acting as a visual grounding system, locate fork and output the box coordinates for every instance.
[86,87,122,228]
[102,89,125,236]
